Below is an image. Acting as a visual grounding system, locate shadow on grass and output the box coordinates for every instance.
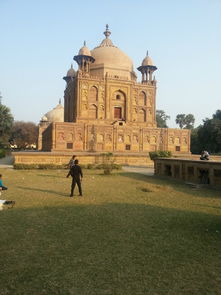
[36,174,62,178]
[193,204,221,210]
[16,186,67,197]
[120,171,221,199]
[0,202,220,295]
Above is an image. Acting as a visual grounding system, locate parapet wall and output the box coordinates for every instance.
[154,158,221,187]
[13,151,153,167]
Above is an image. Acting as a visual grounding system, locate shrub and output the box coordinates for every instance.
[14,164,37,170]
[149,151,172,160]
[14,164,67,170]
[104,168,111,175]
[0,149,6,159]
[100,153,117,175]
[94,163,121,170]
[87,164,96,169]
[111,163,122,170]
[13,162,121,170]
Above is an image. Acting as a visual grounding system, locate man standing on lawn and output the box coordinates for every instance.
[67,159,83,197]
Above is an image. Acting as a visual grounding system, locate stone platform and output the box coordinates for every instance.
[13,151,154,167]
[154,158,221,187]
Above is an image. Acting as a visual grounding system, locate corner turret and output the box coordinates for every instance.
[137,51,157,83]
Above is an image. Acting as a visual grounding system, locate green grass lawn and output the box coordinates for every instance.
[0,168,220,295]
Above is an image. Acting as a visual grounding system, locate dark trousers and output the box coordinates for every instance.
[71,178,82,196]
[0,186,7,191]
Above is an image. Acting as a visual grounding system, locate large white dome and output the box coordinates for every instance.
[44,103,64,122]
[90,26,134,79]
[91,46,133,73]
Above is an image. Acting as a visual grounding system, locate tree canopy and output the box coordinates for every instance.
[191,109,221,154]
[0,103,14,147]
[156,110,170,128]
[11,121,38,149]
[175,114,195,129]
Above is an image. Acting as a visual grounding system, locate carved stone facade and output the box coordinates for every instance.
[39,26,190,154]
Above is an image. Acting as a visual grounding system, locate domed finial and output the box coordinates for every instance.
[59,98,61,104]
[146,50,149,57]
[104,24,111,38]
[84,40,86,46]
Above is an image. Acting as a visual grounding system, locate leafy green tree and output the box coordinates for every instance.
[11,121,38,149]
[0,104,14,147]
[190,127,201,154]
[197,116,221,153]
[175,114,195,129]
[190,109,221,154]
[213,109,221,120]
[175,114,186,129]
[184,114,195,129]
[156,110,170,128]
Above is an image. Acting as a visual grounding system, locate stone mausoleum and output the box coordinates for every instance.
[38,25,190,155]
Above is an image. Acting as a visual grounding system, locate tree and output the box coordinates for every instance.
[0,103,14,147]
[197,116,221,153]
[213,109,221,120]
[190,127,201,154]
[156,110,170,128]
[184,114,195,129]
[11,121,38,149]
[190,109,221,154]
[175,114,195,129]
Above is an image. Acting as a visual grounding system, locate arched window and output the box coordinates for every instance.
[89,104,97,119]
[139,91,146,106]
[116,94,121,100]
[113,90,126,120]
[138,109,146,122]
[89,86,98,102]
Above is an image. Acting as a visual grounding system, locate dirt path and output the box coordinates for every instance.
[0,156,14,168]
[122,166,154,176]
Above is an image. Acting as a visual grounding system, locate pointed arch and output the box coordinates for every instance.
[138,109,146,122]
[139,91,146,106]
[89,86,98,102]
[113,89,126,101]
[112,89,126,120]
[89,104,97,119]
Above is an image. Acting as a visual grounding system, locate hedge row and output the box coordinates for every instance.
[14,164,67,170]
[149,151,172,160]
[13,163,122,170]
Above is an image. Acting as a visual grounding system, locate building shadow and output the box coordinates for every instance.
[0,202,220,294]
[16,186,67,197]
[119,171,221,199]
[36,174,61,178]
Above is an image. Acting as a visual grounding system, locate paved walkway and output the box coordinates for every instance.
[0,156,14,169]
[122,166,154,176]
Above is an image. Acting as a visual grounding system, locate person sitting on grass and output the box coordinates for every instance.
[66,159,83,197]
[0,174,15,210]
[0,174,8,192]
[0,200,15,210]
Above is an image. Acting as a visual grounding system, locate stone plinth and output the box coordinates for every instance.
[13,151,154,167]
[154,158,221,187]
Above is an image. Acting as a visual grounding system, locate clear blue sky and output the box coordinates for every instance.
[0,0,221,127]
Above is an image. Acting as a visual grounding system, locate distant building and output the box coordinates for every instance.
[38,25,190,154]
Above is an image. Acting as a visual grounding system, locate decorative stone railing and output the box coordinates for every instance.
[154,158,221,187]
